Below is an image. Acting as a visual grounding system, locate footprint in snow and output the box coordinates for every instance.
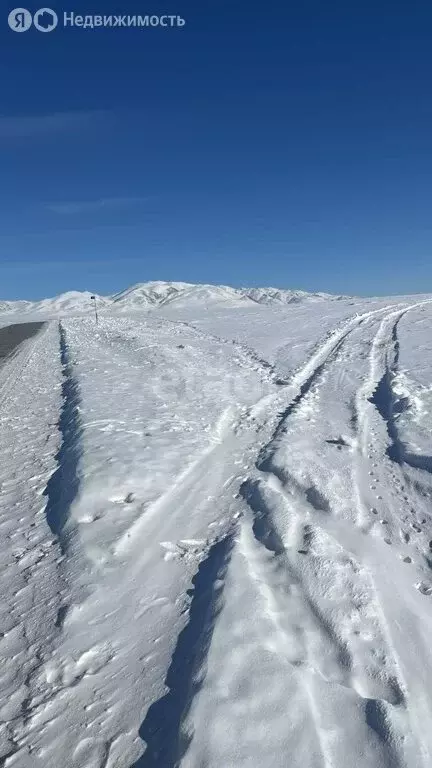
[416,582,432,596]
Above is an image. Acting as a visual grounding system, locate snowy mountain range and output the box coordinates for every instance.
[0,281,340,318]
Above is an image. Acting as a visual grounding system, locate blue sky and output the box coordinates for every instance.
[1,0,432,299]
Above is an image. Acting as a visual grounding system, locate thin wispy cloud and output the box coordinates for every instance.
[47,196,150,215]
[0,110,110,139]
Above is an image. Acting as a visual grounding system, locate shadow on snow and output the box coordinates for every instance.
[131,534,234,768]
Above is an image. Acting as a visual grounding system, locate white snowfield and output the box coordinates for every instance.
[1,283,432,768]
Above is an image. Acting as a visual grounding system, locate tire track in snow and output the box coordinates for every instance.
[115,309,387,562]
[253,300,432,766]
[132,534,234,767]
[192,302,432,767]
[125,306,400,767]
[362,304,432,474]
[353,300,432,540]
[115,304,401,570]
[349,301,432,767]
[237,512,407,768]
[113,406,240,561]
[240,470,407,697]
[240,478,357,687]
[160,304,417,767]
[355,300,432,455]
[256,304,402,456]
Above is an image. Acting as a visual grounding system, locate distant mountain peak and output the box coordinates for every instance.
[0,280,340,318]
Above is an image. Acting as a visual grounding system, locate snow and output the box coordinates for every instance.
[0,280,350,321]
[1,284,432,767]
[0,292,109,323]
[0,324,64,764]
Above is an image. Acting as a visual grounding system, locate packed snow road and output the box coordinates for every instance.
[0,323,45,363]
[1,299,432,768]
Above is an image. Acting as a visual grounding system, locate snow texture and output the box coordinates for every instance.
[1,283,432,768]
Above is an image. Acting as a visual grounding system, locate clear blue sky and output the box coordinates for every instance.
[1,0,432,299]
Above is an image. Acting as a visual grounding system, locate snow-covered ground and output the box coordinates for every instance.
[1,284,432,767]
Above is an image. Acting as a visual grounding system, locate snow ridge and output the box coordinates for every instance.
[0,281,343,319]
